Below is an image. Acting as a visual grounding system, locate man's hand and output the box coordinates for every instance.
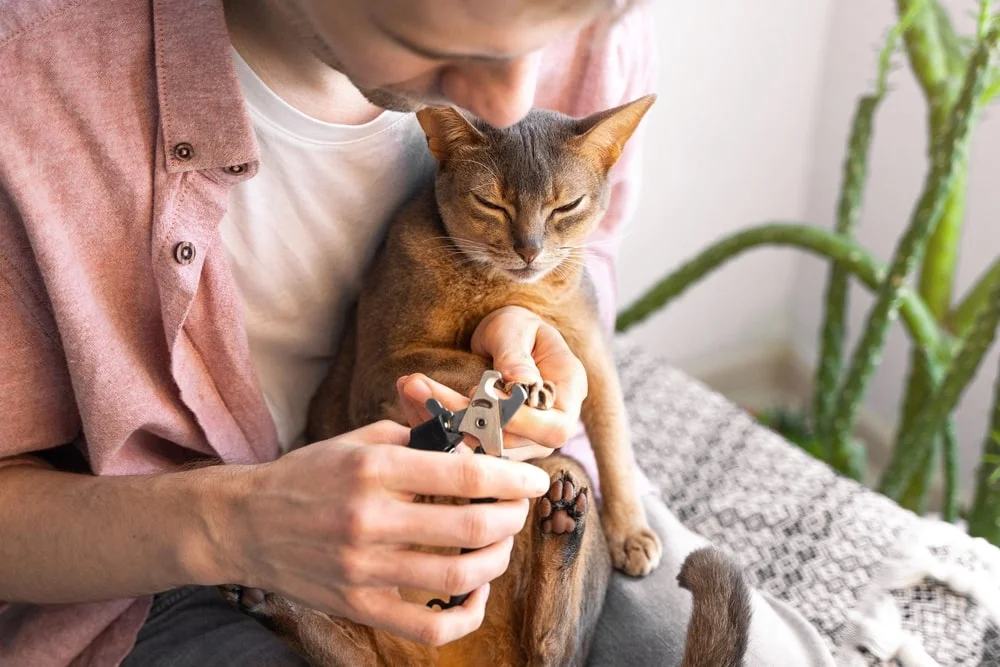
[396,306,588,462]
[224,420,550,647]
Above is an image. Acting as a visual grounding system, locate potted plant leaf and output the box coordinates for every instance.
[617,0,1000,544]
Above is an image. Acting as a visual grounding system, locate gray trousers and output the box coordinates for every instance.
[124,493,835,666]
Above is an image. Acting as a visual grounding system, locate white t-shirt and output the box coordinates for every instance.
[220,48,436,451]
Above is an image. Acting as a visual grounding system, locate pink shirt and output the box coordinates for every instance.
[0,0,657,664]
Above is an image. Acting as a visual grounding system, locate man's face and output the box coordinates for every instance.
[273,0,608,128]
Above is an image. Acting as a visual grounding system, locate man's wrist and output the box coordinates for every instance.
[171,463,259,588]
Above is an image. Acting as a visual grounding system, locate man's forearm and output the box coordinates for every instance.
[0,463,246,604]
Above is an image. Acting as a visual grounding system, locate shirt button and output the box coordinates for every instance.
[173,143,195,161]
[224,164,246,174]
[173,241,196,265]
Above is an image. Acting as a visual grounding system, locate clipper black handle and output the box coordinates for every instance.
[409,405,501,610]
[426,495,498,610]
[407,410,464,453]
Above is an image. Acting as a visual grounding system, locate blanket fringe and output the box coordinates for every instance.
[837,520,1000,666]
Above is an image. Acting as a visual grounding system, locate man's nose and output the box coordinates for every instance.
[442,53,541,128]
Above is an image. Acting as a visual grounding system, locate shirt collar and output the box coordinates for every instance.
[151,0,259,174]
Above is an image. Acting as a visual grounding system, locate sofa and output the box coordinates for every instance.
[617,339,1000,666]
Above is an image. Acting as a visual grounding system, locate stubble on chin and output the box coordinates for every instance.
[274,0,431,113]
[354,86,428,113]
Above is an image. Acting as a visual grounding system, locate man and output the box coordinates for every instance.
[0,0,836,665]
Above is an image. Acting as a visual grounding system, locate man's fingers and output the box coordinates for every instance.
[371,497,531,549]
[376,438,549,499]
[503,442,556,462]
[359,584,490,647]
[471,310,543,387]
[501,407,578,450]
[526,321,588,415]
[347,419,413,446]
[396,375,431,427]
[399,373,468,415]
[470,307,588,416]
[359,536,513,596]
[400,374,577,450]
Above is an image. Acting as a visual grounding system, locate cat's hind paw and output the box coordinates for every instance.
[220,585,270,616]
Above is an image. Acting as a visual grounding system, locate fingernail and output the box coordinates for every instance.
[507,366,541,385]
[526,467,550,495]
[508,365,539,383]
[404,376,433,404]
[395,375,410,391]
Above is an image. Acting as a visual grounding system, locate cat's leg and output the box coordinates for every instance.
[574,328,663,577]
[218,587,387,667]
[519,455,611,667]
[350,348,494,427]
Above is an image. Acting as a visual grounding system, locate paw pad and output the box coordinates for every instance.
[539,471,589,535]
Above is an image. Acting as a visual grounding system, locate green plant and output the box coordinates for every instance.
[616,1,1000,542]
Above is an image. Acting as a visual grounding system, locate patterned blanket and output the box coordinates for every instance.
[616,339,1000,666]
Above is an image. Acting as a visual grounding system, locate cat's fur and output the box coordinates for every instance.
[223,95,752,666]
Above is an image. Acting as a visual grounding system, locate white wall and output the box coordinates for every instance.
[617,0,1000,497]
[792,0,1000,496]
[616,0,835,370]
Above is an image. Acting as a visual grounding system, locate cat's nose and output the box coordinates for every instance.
[515,246,541,265]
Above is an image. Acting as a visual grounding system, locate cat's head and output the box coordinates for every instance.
[416,94,655,283]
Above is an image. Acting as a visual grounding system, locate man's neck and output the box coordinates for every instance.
[223,0,385,125]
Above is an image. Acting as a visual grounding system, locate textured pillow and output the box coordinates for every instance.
[616,339,1000,666]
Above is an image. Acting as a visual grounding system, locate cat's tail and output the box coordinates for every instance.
[676,547,753,667]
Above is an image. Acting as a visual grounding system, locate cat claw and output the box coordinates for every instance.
[502,379,556,410]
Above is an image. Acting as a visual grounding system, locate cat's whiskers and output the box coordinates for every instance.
[426,235,491,248]
[573,229,635,245]
[561,245,607,256]
[450,245,495,268]
[560,248,592,265]
[452,239,497,258]
[561,233,633,252]
[426,236,497,266]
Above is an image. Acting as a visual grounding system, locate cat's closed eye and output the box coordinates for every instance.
[472,193,510,216]
[551,196,585,217]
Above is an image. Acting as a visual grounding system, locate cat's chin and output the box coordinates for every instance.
[502,266,549,284]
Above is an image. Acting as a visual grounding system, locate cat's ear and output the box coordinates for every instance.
[416,106,484,161]
[573,94,657,170]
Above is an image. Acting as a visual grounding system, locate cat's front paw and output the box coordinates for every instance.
[604,521,662,577]
[503,379,557,410]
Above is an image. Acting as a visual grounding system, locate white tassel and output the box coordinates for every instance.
[895,639,942,667]
[839,596,942,667]
[838,523,1000,666]
[836,649,870,667]
[876,540,1000,626]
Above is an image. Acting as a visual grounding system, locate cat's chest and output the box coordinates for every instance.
[440,278,578,343]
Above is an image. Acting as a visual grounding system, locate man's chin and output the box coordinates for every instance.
[355,86,426,114]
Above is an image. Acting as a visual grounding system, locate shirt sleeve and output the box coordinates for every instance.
[0,189,82,465]
[580,3,660,334]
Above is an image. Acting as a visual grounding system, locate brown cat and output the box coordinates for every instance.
[222,95,752,666]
